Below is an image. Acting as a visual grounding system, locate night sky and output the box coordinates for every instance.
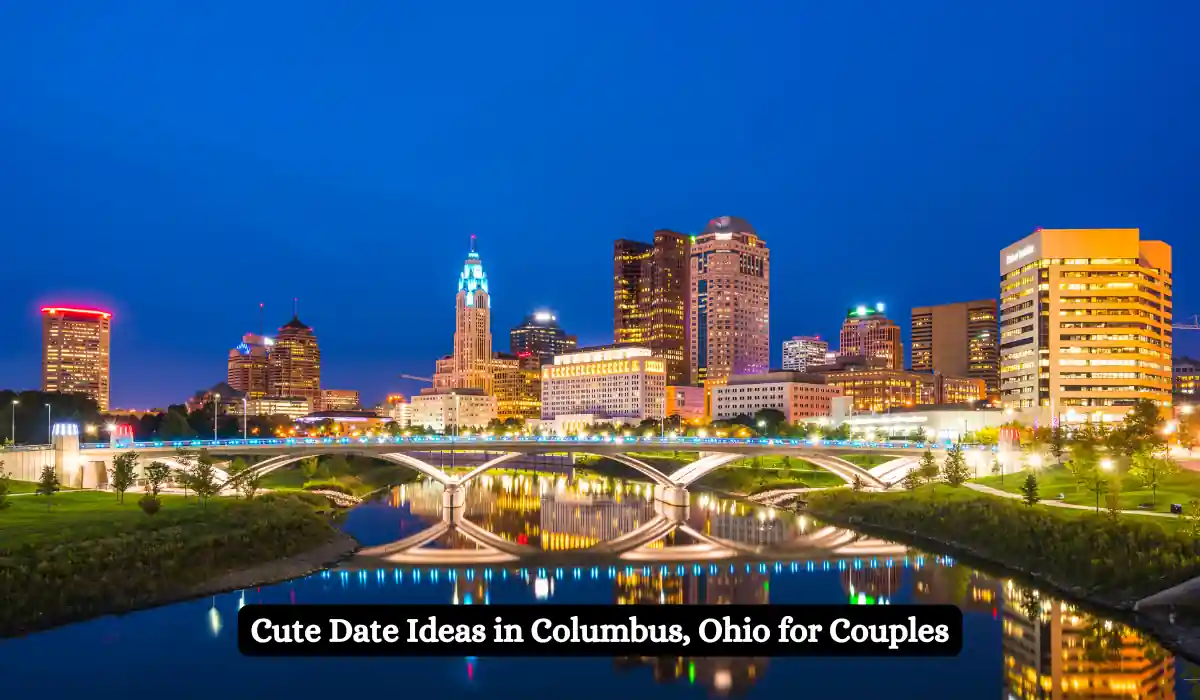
[1,2,1197,409]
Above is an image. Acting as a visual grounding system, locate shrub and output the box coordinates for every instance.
[138,495,162,515]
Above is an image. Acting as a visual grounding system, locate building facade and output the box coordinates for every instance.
[781,335,829,372]
[689,216,769,384]
[712,372,843,423]
[377,394,412,428]
[838,304,903,371]
[435,236,494,393]
[320,389,360,411]
[227,333,272,398]
[819,368,986,413]
[268,315,322,410]
[490,353,541,420]
[666,385,706,423]
[910,300,999,400]
[999,228,1173,425]
[41,306,112,411]
[540,346,666,424]
[409,388,497,432]
[510,311,577,361]
[612,230,691,385]
[1174,356,1197,398]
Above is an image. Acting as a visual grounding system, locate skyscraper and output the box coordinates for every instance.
[450,235,493,393]
[612,231,692,385]
[689,217,769,384]
[41,306,112,411]
[227,333,272,398]
[268,314,321,411]
[999,228,1172,425]
[910,300,999,399]
[781,336,828,372]
[838,303,903,370]
[510,311,577,361]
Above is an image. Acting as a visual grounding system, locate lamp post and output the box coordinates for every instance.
[10,399,17,444]
[212,393,220,441]
[1096,457,1114,513]
[45,404,51,443]
[242,397,248,439]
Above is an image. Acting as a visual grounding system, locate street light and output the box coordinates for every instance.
[212,393,220,441]
[1095,457,1114,513]
[1028,454,1042,469]
[10,399,17,444]
[1183,405,1194,416]
[242,397,248,439]
[45,404,51,442]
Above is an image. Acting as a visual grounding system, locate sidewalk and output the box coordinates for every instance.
[965,482,1178,519]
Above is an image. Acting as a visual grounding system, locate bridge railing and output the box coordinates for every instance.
[62,435,1000,452]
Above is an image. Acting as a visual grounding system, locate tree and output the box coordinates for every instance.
[174,449,197,497]
[1105,475,1122,520]
[229,457,263,500]
[851,475,865,492]
[1020,473,1040,506]
[941,444,970,486]
[915,448,937,482]
[299,456,320,480]
[1049,426,1068,465]
[158,408,196,439]
[144,460,172,497]
[902,469,921,492]
[108,451,139,504]
[1183,500,1200,538]
[912,427,928,444]
[36,465,60,509]
[1121,398,1166,453]
[189,450,220,509]
[0,464,10,511]
[1129,447,1178,507]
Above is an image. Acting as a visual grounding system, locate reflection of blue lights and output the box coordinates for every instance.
[463,594,473,605]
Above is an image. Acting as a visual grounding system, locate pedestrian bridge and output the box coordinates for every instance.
[2,428,994,494]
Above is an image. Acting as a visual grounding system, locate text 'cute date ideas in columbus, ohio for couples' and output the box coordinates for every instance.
[238,604,963,657]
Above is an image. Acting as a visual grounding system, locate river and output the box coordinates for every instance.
[1,473,1195,698]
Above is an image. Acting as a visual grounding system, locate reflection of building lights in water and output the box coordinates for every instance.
[713,669,732,691]
[534,577,552,600]
[208,598,222,637]
[238,591,245,610]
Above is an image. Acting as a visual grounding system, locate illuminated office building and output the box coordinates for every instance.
[781,335,828,372]
[999,229,1172,425]
[711,371,842,422]
[613,230,691,385]
[838,303,903,370]
[510,311,577,361]
[433,236,494,393]
[539,346,666,432]
[320,389,360,411]
[409,388,496,432]
[227,333,272,398]
[911,300,999,400]
[41,306,112,411]
[267,314,321,410]
[1174,356,1198,397]
[489,353,541,420]
[690,217,769,384]
[819,367,985,413]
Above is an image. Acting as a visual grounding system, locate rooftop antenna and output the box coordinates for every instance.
[470,233,477,254]
[258,302,264,338]
[293,297,298,319]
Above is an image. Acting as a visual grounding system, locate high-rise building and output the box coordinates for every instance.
[510,311,577,361]
[41,306,112,411]
[689,217,769,384]
[1174,356,1198,397]
[320,389,360,411]
[910,300,999,400]
[489,352,541,420]
[227,333,272,398]
[781,335,828,372]
[539,346,666,434]
[999,229,1173,425]
[268,315,321,411]
[612,230,691,385]
[838,304,903,371]
[439,235,493,393]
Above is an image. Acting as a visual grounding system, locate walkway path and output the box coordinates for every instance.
[964,482,1178,519]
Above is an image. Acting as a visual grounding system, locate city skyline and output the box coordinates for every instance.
[2,3,1199,408]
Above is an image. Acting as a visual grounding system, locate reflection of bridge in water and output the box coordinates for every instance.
[339,479,913,570]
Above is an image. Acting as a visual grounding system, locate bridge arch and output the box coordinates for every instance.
[221,449,453,488]
[666,452,887,489]
[454,451,673,488]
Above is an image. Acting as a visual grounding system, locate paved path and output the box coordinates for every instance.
[965,482,1178,518]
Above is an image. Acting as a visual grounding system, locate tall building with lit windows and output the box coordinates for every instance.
[838,303,903,370]
[41,306,112,411]
[435,236,494,393]
[689,217,769,384]
[510,311,577,362]
[227,333,272,398]
[911,300,999,400]
[267,315,321,411]
[999,229,1172,425]
[613,230,691,385]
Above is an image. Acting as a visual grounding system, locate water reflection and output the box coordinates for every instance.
[0,471,1193,699]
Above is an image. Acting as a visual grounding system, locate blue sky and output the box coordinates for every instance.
[0,1,1196,408]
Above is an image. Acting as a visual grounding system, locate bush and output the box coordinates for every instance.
[138,495,161,515]
[807,488,1200,601]
[0,497,336,636]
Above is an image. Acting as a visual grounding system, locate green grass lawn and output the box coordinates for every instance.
[837,453,898,469]
[8,480,40,494]
[975,465,1200,515]
[0,490,241,550]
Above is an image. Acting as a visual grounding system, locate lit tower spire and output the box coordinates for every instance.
[453,235,493,392]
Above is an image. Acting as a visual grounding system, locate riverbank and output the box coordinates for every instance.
[0,491,357,638]
[805,485,1200,662]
